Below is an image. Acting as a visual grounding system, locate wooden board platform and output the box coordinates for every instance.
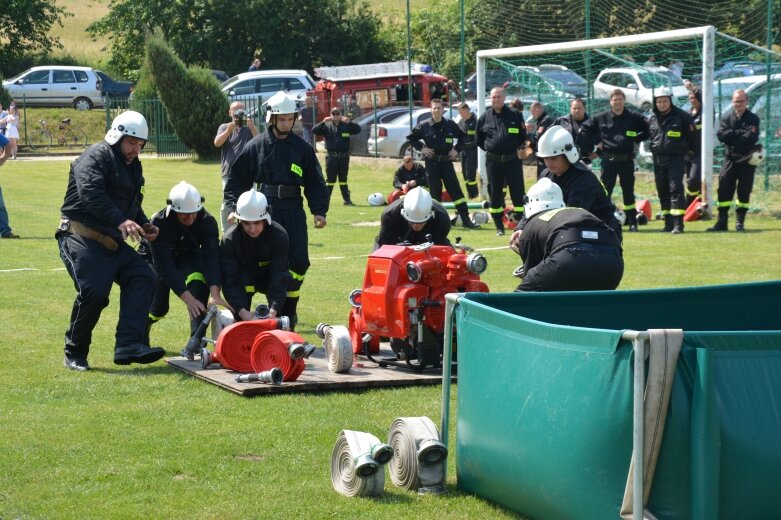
[166,347,455,396]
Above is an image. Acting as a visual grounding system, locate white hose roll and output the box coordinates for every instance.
[324,324,353,373]
[387,416,448,493]
[331,430,387,497]
[211,309,235,342]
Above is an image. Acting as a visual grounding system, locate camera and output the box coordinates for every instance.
[233,109,247,128]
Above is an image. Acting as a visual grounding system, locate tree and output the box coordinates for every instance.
[87,0,391,78]
[0,0,69,75]
[143,31,228,160]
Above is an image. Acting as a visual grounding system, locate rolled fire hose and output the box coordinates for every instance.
[250,330,310,382]
[204,319,290,372]
[387,416,448,494]
[316,323,353,373]
[330,430,393,497]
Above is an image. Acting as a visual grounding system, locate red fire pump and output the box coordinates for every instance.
[347,238,489,371]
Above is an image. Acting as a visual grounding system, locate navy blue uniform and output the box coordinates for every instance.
[312,119,361,204]
[648,105,696,221]
[139,208,221,340]
[515,207,623,292]
[476,106,528,232]
[225,129,329,326]
[529,111,555,179]
[715,108,760,220]
[458,112,479,198]
[374,199,452,250]
[393,162,429,191]
[57,141,156,362]
[220,220,290,319]
[685,107,703,204]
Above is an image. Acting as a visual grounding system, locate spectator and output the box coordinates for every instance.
[299,95,316,147]
[0,103,7,136]
[553,98,594,165]
[669,60,684,78]
[685,88,703,206]
[0,132,20,239]
[509,98,524,113]
[214,101,257,233]
[0,106,20,159]
[56,111,164,371]
[390,150,429,202]
[644,55,656,67]
[248,58,261,72]
[527,101,555,179]
[345,95,361,119]
[312,107,361,206]
[457,102,479,198]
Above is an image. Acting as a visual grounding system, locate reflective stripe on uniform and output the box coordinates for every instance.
[670,209,685,216]
[289,269,305,282]
[538,207,573,222]
[245,285,255,293]
[291,163,303,176]
[148,313,164,322]
[685,187,700,196]
[717,201,732,208]
[466,180,478,186]
[258,261,270,267]
[185,271,206,286]
[451,197,466,205]
[666,130,681,138]
[287,290,301,298]
[736,201,750,209]
[661,209,671,215]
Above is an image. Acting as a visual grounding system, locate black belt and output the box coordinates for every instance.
[259,183,301,199]
[462,143,477,150]
[485,151,518,163]
[603,153,634,162]
[426,154,453,163]
[326,151,349,158]
[550,227,618,255]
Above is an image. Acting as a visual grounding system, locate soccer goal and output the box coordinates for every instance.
[475,26,717,211]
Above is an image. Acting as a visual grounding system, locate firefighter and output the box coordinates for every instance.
[553,97,594,165]
[708,89,761,232]
[524,125,622,239]
[220,189,290,322]
[528,101,556,179]
[389,150,429,203]
[224,91,329,329]
[312,107,361,205]
[685,88,703,206]
[57,111,164,371]
[510,178,623,292]
[648,87,697,234]
[140,182,229,344]
[406,98,478,230]
[374,186,452,250]
[457,102,479,198]
[580,89,649,231]
[476,87,528,236]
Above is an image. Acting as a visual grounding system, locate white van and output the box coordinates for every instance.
[2,66,104,110]
[220,70,316,104]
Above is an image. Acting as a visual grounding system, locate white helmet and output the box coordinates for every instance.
[166,181,203,216]
[748,147,764,166]
[105,110,148,145]
[524,178,565,218]
[401,187,434,224]
[654,86,674,99]
[235,189,271,223]
[265,91,299,124]
[537,125,579,163]
[367,193,386,206]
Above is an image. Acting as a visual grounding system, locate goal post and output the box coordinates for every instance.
[475,26,716,213]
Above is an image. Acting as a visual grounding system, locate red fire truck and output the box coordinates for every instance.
[310,61,452,121]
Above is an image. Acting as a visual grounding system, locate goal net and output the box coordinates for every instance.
[474,26,780,210]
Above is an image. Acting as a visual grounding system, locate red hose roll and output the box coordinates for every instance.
[250,330,307,382]
[215,320,287,372]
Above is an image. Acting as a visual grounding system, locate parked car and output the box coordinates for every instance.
[691,60,781,83]
[95,70,132,100]
[349,106,411,156]
[367,107,454,159]
[463,69,515,99]
[517,64,588,99]
[593,66,688,111]
[220,69,315,104]
[2,65,104,110]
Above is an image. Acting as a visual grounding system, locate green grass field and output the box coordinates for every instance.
[1,155,780,519]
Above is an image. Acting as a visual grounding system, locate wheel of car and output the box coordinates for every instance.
[400,142,424,161]
[73,97,93,111]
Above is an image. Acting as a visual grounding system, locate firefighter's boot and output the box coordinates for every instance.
[466,181,479,199]
[671,215,684,234]
[457,203,479,229]
[735,208,747,232]
[707,208,729,232]
[340,184,354,206]
[626,208,638,232]
[491,212,504,236]
[660,214,674,233]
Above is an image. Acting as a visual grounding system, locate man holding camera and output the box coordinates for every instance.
[215,101,257,232]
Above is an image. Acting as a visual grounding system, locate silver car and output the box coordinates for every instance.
[367,107,455,159]
[2,66,104,110]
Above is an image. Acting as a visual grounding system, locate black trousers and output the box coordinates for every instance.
[685,155,702,200]
[600,159,636,206]
[460,148,478,198]
[653,154,686,213]
[230,268,281,322]
[486,158,525,230]
[58,232,156,359]
[516,243,624,292]
[266,204,310,326]
[325,155,351,202]
[148,254,209,336]
[425,159,467,205]
[717,156,756,208]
